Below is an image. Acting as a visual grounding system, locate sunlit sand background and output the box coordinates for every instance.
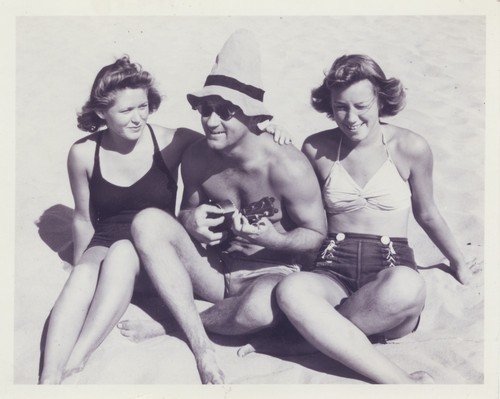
[15,16,487,385]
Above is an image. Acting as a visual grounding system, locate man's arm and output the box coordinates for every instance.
[177,144,228,246]
[232,149,327,253]
[270,149,327,251]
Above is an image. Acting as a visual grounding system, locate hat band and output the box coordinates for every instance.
[204,75,264,102]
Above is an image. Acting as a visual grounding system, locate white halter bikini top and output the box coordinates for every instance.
[322,132,412,215]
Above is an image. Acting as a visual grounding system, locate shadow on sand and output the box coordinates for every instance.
[35,204,74,265]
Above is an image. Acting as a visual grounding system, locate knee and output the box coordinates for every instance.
[235,300,277,330]
[108,239,135,256]
[276,274,311,315]
[131,208,178,245]
[377,267,426,315]
[235,282,283,330]
[71,260,100,280]
[102,240,140,277]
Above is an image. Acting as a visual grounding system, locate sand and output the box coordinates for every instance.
[10,11,498,398]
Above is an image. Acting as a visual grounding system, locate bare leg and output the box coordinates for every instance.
[63,240,140,379]
[338,266,426,339]
[131,208,225,384]
[276,272,432,384]
[39,247,107,384]
[200,274,284,335]
[117,273,287,342]
[118,273,178,342]
[241,267,426,357]
[117,318,170,342]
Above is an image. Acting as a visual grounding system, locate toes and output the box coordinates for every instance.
[212,374,225,384]
[118,328,139,342]
[118,327,132,337]
[202,371,225,384]
[117,320,132,330]
[237,343,256,357]
[410,371,434,384]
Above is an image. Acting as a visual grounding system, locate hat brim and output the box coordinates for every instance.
[187,85,273,122]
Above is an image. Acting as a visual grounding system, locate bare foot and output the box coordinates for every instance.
[38,372,63,384]
[117,319,168,342]
[195,349,225,384]
[61,362,86,381]
[410,371,434,384]
[62,352,90,382]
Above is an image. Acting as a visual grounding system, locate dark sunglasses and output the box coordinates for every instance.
[195,103,239,121]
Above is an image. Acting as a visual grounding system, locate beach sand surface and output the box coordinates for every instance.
[15,16,487,386]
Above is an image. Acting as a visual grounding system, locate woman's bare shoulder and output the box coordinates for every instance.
[68,132,99,172]
[386,124,431,159]
[147,123,175,144]
[302,128,340,162]
[69,132,99,156]
[303,128,339,147]
[150,123,203,150]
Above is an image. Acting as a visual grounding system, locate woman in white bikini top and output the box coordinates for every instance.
[272,54,478,384]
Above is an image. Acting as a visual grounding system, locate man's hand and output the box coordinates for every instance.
[228,210,281,248]
[181,204,228,246]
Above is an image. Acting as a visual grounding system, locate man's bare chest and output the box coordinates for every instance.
[201,167,276,208]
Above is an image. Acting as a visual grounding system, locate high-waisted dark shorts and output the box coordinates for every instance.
[312,232,418,296]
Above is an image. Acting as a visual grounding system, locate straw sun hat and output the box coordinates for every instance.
[187,29,273,122]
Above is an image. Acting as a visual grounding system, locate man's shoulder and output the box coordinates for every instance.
[262,137,304,165]
[267,141,315,183]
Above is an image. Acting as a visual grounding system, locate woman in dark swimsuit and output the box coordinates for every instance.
[39,56,212,384]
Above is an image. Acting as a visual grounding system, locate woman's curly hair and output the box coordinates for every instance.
[311,54,406,119]
[77,55,162,132]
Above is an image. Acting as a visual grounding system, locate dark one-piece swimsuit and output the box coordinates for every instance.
[87,124,177,249]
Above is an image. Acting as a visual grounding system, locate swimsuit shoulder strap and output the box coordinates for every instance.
[148,124,177,185]
[91,131,104,178]
[381,129,393,161]
[94,131,103,161]
[147,123,161,153]
[337,135,343,162]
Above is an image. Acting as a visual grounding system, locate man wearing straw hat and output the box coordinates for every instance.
[128,29,326,384]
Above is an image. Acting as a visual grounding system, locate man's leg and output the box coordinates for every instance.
[200,273,285,335]
[130,208,225,384]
